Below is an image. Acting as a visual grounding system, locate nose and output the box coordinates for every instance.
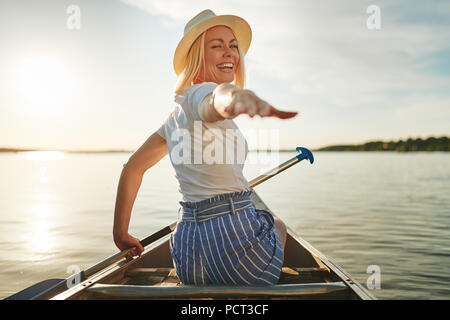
[223,46,233,57]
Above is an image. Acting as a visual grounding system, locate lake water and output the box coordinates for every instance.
[0,151,448,299]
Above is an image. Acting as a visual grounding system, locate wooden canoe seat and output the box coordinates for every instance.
[124,268,180,286]
[120,266,332,287]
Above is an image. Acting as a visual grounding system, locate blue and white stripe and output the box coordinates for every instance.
[169,190,283,286]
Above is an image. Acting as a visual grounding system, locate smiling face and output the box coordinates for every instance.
[194,25,240,85]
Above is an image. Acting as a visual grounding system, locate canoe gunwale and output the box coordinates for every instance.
[283,226,376,300]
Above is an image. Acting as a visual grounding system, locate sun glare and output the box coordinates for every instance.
[16,54,73,107]
[30,219,54,256]
[24,151,66,161]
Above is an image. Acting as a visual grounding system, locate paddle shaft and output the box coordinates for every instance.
[247,155,302,188]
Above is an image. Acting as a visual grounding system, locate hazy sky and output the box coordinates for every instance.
[1,0,449,150]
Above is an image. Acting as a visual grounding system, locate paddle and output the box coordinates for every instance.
[5,146,313,300]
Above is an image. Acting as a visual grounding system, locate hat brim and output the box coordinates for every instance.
[173,15,252,76]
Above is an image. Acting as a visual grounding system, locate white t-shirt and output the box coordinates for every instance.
[156,82,250,202]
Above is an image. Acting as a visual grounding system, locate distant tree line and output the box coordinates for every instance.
[316,136,449,152]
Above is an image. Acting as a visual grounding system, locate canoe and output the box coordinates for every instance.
[8,190,375,300]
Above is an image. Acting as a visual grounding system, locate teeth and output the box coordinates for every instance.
[218,63,233,68]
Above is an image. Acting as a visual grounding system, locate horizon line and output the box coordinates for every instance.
[0,135,447,153]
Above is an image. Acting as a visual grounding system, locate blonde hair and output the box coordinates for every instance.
[174,30,247,95]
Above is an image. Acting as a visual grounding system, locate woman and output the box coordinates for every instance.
[113,10,297,285]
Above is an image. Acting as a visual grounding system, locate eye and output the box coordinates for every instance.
[211,44,238,49]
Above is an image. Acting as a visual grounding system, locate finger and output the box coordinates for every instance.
[126,251,133,261]
[275,110,298,119]
[270,107,298,119]
[137,243,144,256]
[247,102,258,117]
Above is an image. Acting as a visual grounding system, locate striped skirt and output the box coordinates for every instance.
[169,190,283,285]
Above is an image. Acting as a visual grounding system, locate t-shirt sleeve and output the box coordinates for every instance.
[156,123,166,140]
[156,112,173,140]
[187,82,218,121]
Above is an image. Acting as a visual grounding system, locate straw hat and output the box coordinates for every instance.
[173,9,252,76]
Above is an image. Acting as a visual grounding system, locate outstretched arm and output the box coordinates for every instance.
[113,132,168,259]
[199,83,298,122]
